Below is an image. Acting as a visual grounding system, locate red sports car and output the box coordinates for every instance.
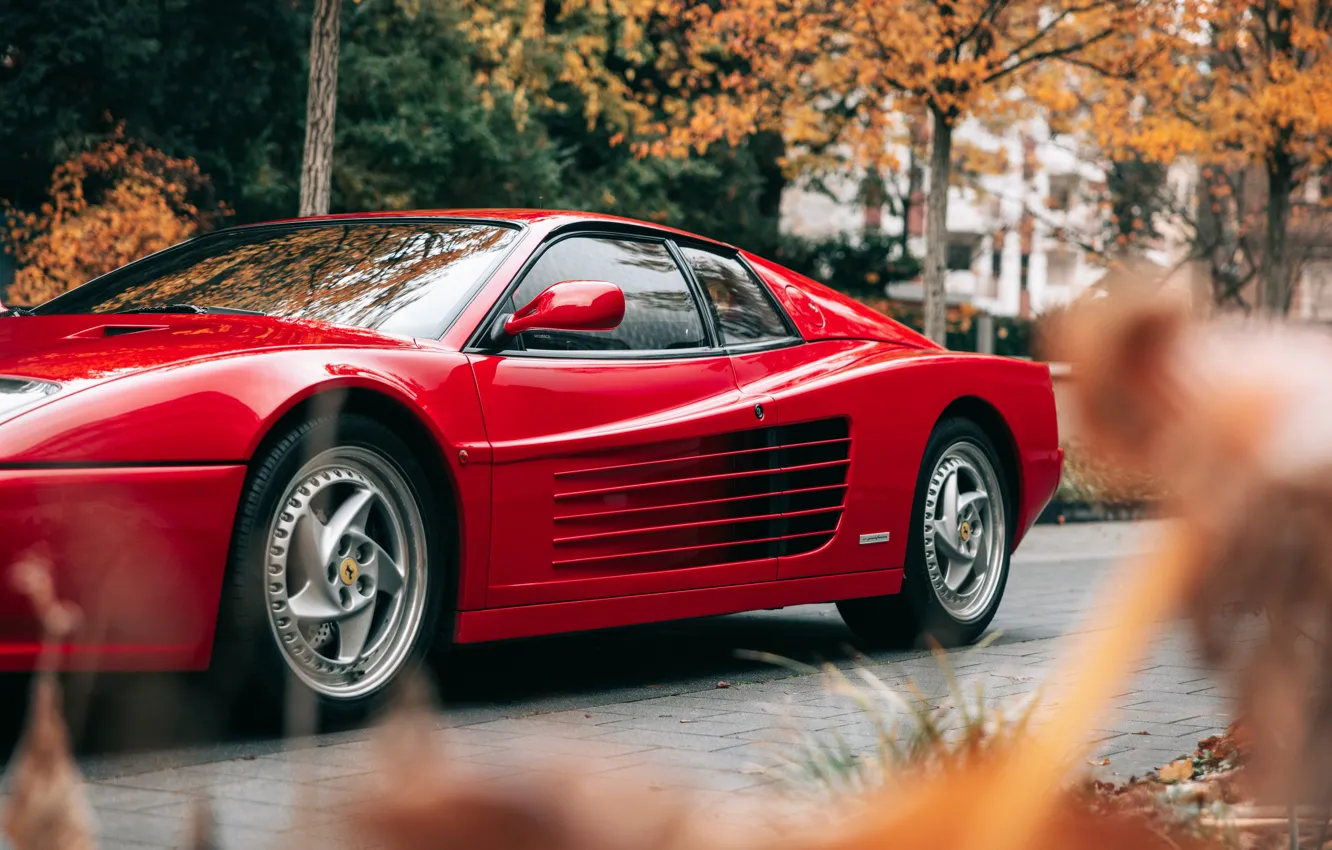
[0,210,1061,715]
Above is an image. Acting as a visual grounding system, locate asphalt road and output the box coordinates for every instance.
[2,520,1172,765]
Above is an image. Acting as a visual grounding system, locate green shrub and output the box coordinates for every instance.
[771,230,921,297]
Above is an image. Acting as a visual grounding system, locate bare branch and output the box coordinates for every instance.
[984,26,1118,84]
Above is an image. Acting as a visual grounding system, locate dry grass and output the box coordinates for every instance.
[763,646,1039,797]
[1057,442,1166,504]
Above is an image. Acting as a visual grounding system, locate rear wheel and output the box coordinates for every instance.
[214,414,443,723]
[837,418,1011,647]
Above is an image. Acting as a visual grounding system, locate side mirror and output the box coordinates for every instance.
[503,280,626,337]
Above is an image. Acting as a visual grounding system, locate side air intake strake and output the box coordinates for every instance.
[552,418,850,571]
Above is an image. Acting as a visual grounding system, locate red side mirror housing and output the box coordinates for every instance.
[504,280,626,337]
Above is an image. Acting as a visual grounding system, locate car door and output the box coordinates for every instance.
[679,243,879,581]
[468,232,781,608]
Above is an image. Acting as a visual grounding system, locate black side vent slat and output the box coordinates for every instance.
[549,416,850,569]
[775,418,850,446]
[773,417,850,556]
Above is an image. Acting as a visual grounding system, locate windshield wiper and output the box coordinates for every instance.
[0,307,35,317]
[115,304,267,316]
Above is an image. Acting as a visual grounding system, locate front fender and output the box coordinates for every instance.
[0,347,484,464]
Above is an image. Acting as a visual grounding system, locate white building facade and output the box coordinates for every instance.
[779,115,1108,318]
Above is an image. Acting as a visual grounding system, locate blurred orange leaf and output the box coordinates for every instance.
[1157,760,1194,783]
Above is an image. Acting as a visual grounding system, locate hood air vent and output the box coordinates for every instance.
[65,324,167,340]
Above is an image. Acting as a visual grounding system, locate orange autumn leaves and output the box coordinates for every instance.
[645,0,1170,170]
[3,125,227,306]
[1091,1,1332,172]
[459,0,1332,187]
[458,0,1171,171]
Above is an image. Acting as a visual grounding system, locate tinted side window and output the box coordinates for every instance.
[510,237,707,352]
[683,247,791,346]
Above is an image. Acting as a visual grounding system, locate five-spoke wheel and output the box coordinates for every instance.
[837,417,1011,647]
[921,440,1006,624]
[265,446,428,701]
[213,414,443,721]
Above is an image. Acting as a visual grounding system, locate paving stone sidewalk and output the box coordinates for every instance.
[6,520,1236,849]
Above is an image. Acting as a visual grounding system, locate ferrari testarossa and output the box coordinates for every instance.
[0,210,1061,714]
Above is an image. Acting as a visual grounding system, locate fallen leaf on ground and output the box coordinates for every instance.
[1158,759,1194,782]
[1088,758,1111,766]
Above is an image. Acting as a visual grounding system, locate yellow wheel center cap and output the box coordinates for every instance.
[339,557,359,586]
[959,521,972,543]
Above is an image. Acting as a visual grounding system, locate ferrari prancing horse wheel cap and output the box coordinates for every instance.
[339,557,359,586]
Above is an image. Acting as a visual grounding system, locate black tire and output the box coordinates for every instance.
[211,413,447,725]
[837,417,1012,648]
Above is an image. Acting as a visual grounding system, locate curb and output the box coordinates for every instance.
[1035,499,1158,525]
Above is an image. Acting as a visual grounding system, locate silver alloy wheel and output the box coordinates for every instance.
[921,440,1006,623]
[263,446,427,701]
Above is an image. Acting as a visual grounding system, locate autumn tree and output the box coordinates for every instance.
[680,1,1183,342]
[462,0,1169,344]
[3,128,225,304]
[1092,1,1332,314]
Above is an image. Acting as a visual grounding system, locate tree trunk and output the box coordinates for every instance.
[1260,146,1296,315]
[299,0,342,218]
[923,106,952,346]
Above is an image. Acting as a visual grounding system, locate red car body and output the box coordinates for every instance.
[0,209,1061,672]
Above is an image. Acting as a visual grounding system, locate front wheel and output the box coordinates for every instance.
[214,414,443,722]
[838,418,1011,647]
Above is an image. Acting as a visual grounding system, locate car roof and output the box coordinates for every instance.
[235,209,737,251]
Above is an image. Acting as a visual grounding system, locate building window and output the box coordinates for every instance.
[1046,250,1078,288]
[1048,174,1079,211]
[946,236,977,272]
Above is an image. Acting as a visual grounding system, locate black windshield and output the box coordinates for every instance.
[31,220,521,338]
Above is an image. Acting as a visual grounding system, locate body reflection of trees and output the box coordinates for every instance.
[89,223,518,336]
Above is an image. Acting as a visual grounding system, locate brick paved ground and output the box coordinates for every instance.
[2,520,1237,849]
